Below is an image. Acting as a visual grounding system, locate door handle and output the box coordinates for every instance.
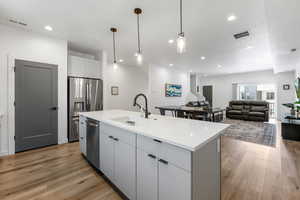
[108,136,114,140]
[158,159,168,165]
[113,137,119,142]
[50,107,58,111]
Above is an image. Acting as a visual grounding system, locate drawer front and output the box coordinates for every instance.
[137,135,160,155]
[101,123,136,147]
[159,142,191,172]
[137,135,191,171]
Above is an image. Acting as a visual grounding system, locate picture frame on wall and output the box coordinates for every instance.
[111,86,119,95]
[165,83,182,97]
[283,84,290,90]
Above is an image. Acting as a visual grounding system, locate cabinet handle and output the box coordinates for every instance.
[108,136,114,139]
[113,138,119,142]
[153,139,162,143]
[80,137,84,140]
[158,159,168,165]
[148,154,156,159]
[88,123,98,127]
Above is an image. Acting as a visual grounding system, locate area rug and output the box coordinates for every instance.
[222,119,276,147]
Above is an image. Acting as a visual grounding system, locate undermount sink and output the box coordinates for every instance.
[111,115,158,126]
[112,116,137,126]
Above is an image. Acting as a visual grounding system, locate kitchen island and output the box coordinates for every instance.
[79,110,229,200]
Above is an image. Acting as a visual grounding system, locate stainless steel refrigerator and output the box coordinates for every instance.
[68,77,103,142]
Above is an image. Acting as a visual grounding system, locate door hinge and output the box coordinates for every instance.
[14,101,16,106]
[14,67,16,72]
[14,136,16,140]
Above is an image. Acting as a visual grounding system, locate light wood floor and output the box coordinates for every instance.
[0,122,299,200]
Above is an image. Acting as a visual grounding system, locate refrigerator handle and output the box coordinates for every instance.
[85,82,89,111]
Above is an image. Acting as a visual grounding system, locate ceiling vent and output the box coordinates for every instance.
[234,31,250,39]
[9,19,27,26]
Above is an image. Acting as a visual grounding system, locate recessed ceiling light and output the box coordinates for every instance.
[119,59,124,63]
[168,39,174,44]
[246,46,254,49]
[217,65,222,68]
[44,25,53,31]
[227,15,237,22]
[201,56,206,60]
[169,64,174,67]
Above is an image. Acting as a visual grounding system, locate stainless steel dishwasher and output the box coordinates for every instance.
[86,118,100,169]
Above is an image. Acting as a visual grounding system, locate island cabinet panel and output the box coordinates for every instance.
[79,116,87,156]
[137,135,221,200]
[137,150,158,200]
[192,138,221,200]
[99,123,137,200]
[114,140,136,200]
[137,135,192,200]
[100,131,114,181]
[158,161,191,200]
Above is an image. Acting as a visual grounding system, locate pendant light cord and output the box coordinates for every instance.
[113,31,116,62]
[137,14,141,53]
[180,0,183,34]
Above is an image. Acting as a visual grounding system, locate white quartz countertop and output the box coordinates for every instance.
[79,110,230,151]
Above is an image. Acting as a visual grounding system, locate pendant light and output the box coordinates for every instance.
[134,8,143,65]
[110,27,118,69]
[177,0,186,54]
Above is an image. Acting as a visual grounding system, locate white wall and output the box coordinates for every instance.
[148,65,190,114]
[297,66,300,77]
[102,60,148,111]
[0,24,68,155]
[197,70,296,120]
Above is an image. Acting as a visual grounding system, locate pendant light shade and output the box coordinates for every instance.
[110,27,118,69]
[177,0,186,53]
[134,8,143,65]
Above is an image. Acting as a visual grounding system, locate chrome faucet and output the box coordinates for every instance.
[133,93,150,118]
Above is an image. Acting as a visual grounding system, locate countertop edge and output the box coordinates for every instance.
[80,112,230,152]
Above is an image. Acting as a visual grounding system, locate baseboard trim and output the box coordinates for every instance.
[0,151,8,157]
[59,138,68,145]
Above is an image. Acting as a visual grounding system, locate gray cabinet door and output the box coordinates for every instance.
[15,60,58,152]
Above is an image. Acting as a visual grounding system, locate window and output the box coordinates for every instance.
[237,85,257,100]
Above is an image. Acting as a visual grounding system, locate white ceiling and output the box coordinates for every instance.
[0,0,299,75]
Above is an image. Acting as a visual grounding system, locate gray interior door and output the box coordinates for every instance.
[15,59,58,152]
[203,85,213,107]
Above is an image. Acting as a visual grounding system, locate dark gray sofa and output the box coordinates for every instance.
[226,100,269,122]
